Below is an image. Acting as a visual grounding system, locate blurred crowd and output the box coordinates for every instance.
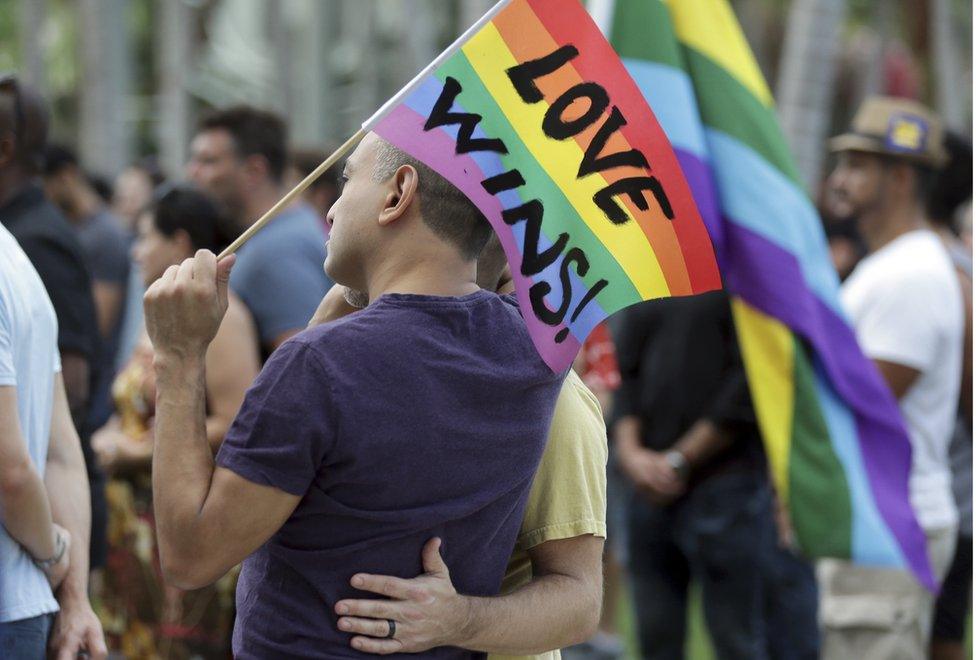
[0,70,971,660]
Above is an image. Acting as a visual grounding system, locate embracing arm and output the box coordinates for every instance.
[456,534,604,654]
[336,534,604,655]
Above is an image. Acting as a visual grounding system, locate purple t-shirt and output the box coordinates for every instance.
[216,290,564,658]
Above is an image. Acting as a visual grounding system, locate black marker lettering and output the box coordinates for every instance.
[529,247,590,332]
[481,169,526,195]
[593,176,674,224]
[502,200,569,276]
[542,82,609,140]
[570,279,609,323]
[507,45,580,104]
[578,106,649,177]
[425,77,508,155]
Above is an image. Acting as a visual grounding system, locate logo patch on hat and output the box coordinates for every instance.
[885,114,928,154]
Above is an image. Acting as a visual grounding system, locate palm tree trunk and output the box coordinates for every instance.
[930,0,967,130]
[775,0,848,194]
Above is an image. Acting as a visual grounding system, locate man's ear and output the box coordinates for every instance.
[378,164,419,227]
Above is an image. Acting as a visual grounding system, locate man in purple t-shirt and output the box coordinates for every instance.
[143,132,565,658]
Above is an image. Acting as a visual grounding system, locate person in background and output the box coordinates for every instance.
[925,131,972,660]
[0,75,108,578]
[186,106,332,357]
[87,174,114,206]
[0,220,106,658]
[112,159,167,372]
[43,143,132,437]
[821,167,867,281]
[305,235,608,659]
[957,202,972,251]
[91,185,259,659]
[612,291,819,660]
[288,146,341,234]
[112,157,166,232]
[824,96,962,659]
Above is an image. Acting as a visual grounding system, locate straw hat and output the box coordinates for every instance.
[829,96,948,168]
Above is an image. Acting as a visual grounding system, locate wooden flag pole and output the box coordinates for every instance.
[217,127,366,260]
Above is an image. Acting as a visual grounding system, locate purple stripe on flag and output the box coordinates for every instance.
[373,103,581,370]
[724,220,935,588]
[674,148,725,267]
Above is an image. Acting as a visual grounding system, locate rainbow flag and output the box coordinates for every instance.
[596,0,933,587]
[363,0,721,373]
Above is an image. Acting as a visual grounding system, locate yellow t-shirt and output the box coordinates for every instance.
[489,370,609,660]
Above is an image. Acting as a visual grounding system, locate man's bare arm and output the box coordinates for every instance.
[92,281,123,340]
[874,359,921,400]
[456,535,604,654]
[672,419,733,467]
[59,351,90,431]
[0,386,59,560]
[152,351,301,589]
[147,253,301,590]
[45,375,90,596]
[335,534,604,655]
[46,373,108,660]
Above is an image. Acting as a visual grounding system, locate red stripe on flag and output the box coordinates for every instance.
[524,0,721,293]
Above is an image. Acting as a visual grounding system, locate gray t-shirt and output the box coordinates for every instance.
[229,203,332,350]
[76,209,130,287]
[0,224,60,623]
[75,208,131,429]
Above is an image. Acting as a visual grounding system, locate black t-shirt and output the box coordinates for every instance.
[612,290,765,483]
[1,184,99,360]
[0,182,107,568]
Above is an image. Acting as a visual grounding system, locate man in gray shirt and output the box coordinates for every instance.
[186,106,332,356]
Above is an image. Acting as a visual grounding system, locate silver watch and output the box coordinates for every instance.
[664,450,690,481]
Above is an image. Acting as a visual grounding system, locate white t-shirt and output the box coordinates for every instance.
[841,229,963,531]
[0,223,60,622]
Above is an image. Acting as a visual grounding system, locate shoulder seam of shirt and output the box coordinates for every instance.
[515,519,607,551]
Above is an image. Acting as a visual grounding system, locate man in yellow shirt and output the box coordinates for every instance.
[333,367,608,659]
[311,238,609,658]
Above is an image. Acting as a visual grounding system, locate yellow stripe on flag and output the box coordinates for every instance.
[732,298,794,500]
[462,22,670,300]
[665,0,774,108]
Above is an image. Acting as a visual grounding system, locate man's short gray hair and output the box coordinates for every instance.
[372,138,492,261]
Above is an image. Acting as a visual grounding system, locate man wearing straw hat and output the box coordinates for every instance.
[143,131,571,658]
[820,96,962,659]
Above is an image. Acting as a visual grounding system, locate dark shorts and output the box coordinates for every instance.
[932,533,973,642]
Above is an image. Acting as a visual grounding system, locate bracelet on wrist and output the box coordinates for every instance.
[33,529,66,571]
[664,450,691,481]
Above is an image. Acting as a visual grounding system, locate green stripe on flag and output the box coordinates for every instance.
[789,341,853,558]
[681,47,804,187]
[610,1,684,70]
